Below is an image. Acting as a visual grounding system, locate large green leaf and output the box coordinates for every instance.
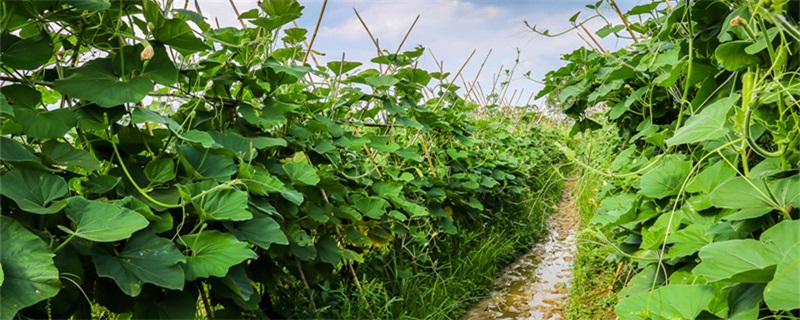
[0,32,53,70]
[761,220,800,257]
[61,197,149,242]
[91,230,185,297]
[728,283,765,320]
[54,59,154,108]
[351,195,389,219]
[764,243,800,311]
[715,41,763,71]
[179,231,257,280]
[41,140,101,172]
[144,158,175,185]
[638,156,692,199]
[615,285,714,320]
[0,136,39,162]
[0,216,62,320]
[685,159,736,194]
[193,187,252,221]
[226,213,288,250]
[153,19,208,54]
[112,44,178,86]
[282,162,319,186]
[13,107,77,139]
[693,239,780,283]
[315,236,342,265]
[178,145,236,181]
[327,61,362,76]
[666,95,738,146]
[0,169,68,214]
[710,177,772,209]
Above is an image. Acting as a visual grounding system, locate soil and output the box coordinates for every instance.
[461,179,580,320]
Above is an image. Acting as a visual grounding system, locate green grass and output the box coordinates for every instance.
[565,129,622,319]
[284,167,566,320]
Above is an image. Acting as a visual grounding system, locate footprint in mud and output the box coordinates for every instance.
[462,180,580,320]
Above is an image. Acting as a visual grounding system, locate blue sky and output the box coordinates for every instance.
[201,0,659,107]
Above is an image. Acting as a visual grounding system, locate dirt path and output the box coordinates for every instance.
[461,180,580,320]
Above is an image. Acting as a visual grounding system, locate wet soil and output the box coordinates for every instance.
[461,180,580,320]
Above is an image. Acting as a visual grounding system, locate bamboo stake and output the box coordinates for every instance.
[609,0,639,43]
[226,0,246,28]
[580,22,606,52]
[431,49,476,112]
[664,0,673,11]
[352,126,383,177]
[395,15,421,54]
[353,8,382,56]
[465,49,492,102]
[576,30,599,52]
[302,0,329,65]
[420,134,437,178]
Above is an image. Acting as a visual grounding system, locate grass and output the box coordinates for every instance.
[283,166,566,319]
[565,128,623,319]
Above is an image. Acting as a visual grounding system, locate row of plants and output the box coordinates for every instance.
[540,0,799,318]
[0,0,564,319]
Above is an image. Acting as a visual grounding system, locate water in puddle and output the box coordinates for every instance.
[462,184,579,320]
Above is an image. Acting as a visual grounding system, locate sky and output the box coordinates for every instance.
[198,0,661,108]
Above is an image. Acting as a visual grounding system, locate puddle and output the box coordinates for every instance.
[462,180,580,320]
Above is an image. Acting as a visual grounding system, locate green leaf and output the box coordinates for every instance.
[153,18,208,54]
[193,188,252,221]
[61,197,149,242]
[131,107,180,131]
[343,227,372,247]
[13,108,77,139]
[178,145,236,181]
[83,175,121,195]
[0,32,53,70]
[715,41,763,71]
[0,216,62,320]
[589,193,636,227]
[227,213,288,250]
[256,0,303,29]
[365,75,399,89]
[666,95,738,146]
[667,224,713,259]
[327,61,362,76]
[145,158,175,185]
[710,177,772,209]
[685,159,737,194]
[761,220,800,258]
[41,140,102,172]
[91,230,185,297]
[638,156,692,199]
[178,231,257,280]
[0,136,39,162]
[616,285,714,320]
[0,169,68,214]
[693,239,780,283]
[55,59,154,108]
[1,84,41,109]
[63,0,111,11]
[282,162,319,186]
[728,283,765,320]
[315,236,342,265]
[352,195,389,219]
[764,243,800,311]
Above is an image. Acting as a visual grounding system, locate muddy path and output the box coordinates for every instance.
[462,180,580,320]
